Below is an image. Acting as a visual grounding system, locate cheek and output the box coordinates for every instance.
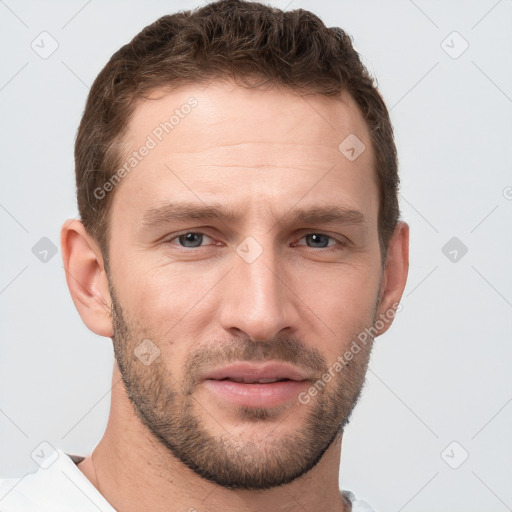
[295,263,381,360]
[114,261,219,341]
[111,265,211,384]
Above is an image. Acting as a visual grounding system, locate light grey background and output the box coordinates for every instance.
[1,1,511,511]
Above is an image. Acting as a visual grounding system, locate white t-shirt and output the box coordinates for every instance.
[0,449,377,511]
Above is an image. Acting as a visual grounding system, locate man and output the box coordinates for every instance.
[0,0,408,510]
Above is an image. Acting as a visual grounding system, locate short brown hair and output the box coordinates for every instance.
[75,0,399,263]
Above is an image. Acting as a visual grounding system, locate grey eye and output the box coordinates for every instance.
[177,233,204,248]
[304,234,331,248]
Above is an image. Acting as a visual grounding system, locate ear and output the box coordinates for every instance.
[375,221,409,336]
[60,219,113,338]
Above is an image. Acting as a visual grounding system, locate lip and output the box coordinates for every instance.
[201,362,311,383]
[201,362,312,408]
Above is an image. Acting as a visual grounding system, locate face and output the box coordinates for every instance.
[106,81,385,489]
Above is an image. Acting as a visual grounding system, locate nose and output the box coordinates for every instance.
[218,240,300,342]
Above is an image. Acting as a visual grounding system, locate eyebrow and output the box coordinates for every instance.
[138,202,366,232]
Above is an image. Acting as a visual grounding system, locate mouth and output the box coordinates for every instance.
[201,362,312,408]
[214,377,292,383]
[202,361,311,382]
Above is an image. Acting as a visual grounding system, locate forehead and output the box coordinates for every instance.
[111,80,377,224]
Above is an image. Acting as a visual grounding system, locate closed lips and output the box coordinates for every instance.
[202,362,310,383]
[217,377,290,384]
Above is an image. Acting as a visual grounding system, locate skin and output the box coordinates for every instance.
[61,81,409,512]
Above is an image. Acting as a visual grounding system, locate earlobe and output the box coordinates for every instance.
[375,221,409,336]
[60,219,113,338]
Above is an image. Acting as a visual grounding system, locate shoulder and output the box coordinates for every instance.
[341,489,379,512]
[0,450,114,512]
[0,471,51,511]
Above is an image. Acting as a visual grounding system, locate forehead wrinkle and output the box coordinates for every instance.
[153,142,347,175]
[168,140,342,155]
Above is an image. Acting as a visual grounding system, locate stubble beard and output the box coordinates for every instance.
[109,280,377,490]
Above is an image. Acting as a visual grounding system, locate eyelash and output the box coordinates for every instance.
[164,231,347,250]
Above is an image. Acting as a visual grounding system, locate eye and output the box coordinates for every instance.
[294,233,341,249]
[168,232,214,248]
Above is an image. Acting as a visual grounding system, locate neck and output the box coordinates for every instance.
[78,366,350,512]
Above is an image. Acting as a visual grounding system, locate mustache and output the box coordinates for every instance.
[183,335,328,390]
